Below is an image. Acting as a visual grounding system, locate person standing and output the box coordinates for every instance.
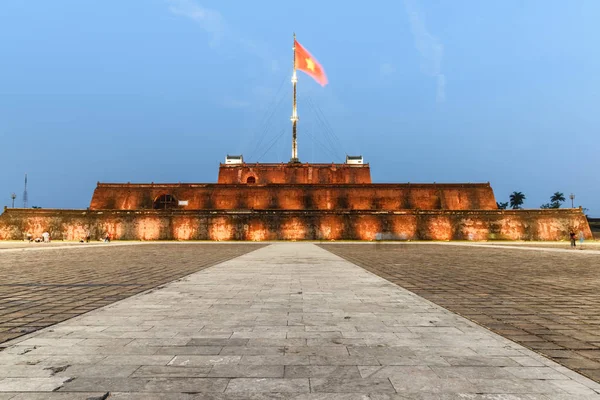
[42,231,50,243]
[569,231,576,248]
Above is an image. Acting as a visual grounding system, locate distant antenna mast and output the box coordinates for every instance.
[23,173,28,208]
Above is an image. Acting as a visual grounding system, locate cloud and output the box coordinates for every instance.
[168,0,278,69]
[221,98,251,109]
[436,74,445,103]
[380,63,396,77]
[220,97,251,109]
[168,0,225,47]
[404,0,446,102]
[167,0,282,110]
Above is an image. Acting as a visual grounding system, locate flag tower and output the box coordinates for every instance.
[290,33,299,163]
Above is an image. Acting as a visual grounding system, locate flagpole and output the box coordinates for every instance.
[290,33,299,163]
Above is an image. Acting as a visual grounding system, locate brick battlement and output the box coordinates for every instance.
[217,162,372,184]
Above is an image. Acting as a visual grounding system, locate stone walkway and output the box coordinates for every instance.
[0,243,599,399]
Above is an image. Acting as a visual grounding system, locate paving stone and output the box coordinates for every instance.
[58,377,230,392]
[0,377,70,391]
[126,338,191,347]
[503,366,572,380]
[225,378,309,393]
[347,346,414,357]
[358,365,437,379]
[310,377,396,393]
[284,346,349,357]
[0,364,55,378]
[167,355,241,367]
[220,346,285,355]
[98,355,174,365]
[10,394,108,399]
[239,355,311,366]
[187,338,249,347]
[131,365,212,378]
[442,356,522,367]
[284,366,361,379]
[154,346,222,355]
[468,378,556,394]
[207,365,284,378]
[389,375,477,393]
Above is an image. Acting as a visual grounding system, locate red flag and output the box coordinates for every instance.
[295,40,328,86]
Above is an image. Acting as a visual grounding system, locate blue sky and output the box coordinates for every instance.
[1,0,599,215]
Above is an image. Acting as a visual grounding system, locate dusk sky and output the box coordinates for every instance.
[1,0,599,215]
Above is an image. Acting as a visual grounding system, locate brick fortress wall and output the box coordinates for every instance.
[0,208,591,241]
[217,163,373,184]
[89,183,498,211]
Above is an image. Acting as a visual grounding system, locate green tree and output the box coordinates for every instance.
[550,192,565,207]
[496,201,509,209]
[541,192,566,209]
[509,191,526,209]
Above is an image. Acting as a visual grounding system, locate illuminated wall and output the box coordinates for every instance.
[90,183,498,211]
[0,208,592,241]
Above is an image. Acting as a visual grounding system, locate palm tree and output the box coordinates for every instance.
[550,192,565,206]
[496,201,509,209]
[509,191,526,209]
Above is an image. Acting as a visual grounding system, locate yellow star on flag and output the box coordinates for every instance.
[305,57,315,72]
[295,39,328,86]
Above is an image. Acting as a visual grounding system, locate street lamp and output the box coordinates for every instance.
[10,193,16,208]
[569,193,575,208]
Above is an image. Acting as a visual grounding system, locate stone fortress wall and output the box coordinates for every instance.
[0,208,591,241]
[89,183,498,211]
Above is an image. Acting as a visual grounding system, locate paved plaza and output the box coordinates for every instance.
[0,243,598,398]
[0,243,263,343]
[324,243,600,383]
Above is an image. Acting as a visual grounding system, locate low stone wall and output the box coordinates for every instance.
[0,208,591,241]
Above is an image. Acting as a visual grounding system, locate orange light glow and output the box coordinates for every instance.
[209,217,234,241]
[245,220,268,241]
[136,218,161,240]
[459,218,489,240]
[280,217,306,240]
[355,216,382,240]
[426,216,453,240]
[318,216,343,240]
[173,218,196,240]
[390,215,417,240]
